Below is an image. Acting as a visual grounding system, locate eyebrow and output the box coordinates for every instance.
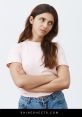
[40,17,54,23]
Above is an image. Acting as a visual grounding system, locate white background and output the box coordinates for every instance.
[0,0,82,109]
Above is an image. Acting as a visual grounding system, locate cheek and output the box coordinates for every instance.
[34,22,40,29]
[48,26,53,32]
[32,22,39,31]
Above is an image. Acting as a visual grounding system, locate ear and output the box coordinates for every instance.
[29,16,34,24]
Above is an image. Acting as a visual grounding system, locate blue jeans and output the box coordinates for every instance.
[18,91,68,109]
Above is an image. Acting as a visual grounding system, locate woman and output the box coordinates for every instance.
[6,4,70,109]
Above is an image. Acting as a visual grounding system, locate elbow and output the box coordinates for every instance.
[64,82,70,89]
[64,79,70,89]
[14,79,32,90]
[14,80,24,88]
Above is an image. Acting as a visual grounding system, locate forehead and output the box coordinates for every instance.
[36,12,54,21]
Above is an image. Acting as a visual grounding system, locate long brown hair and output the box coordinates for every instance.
[18,4,58,69]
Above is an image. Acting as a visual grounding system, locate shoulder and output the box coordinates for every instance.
[11,40,28,50]
[18,40,28,47]
[52,41,61,47]
[55,42,62,49]
[55,42,65,54]
[52,41,63,52]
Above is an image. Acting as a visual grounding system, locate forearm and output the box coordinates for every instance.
[10,63,70,92]
[29,77,69,93]
[18,73,56,90]
[9,63,56,90]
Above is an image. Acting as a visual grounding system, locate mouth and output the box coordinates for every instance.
[40,29,47,34]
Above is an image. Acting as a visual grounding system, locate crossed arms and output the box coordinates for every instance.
[8,62,70,93]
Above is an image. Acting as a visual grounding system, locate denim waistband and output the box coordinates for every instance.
[20,91,63,102]
[37,91,63,100]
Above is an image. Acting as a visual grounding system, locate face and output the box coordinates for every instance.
[30,13,54,41]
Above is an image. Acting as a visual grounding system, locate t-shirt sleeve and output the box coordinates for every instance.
[57,43,68,67]
[6,44,22,67]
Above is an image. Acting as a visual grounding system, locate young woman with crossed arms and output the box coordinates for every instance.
[7,4,70,109]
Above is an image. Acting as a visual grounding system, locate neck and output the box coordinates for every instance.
[31,34,43,42]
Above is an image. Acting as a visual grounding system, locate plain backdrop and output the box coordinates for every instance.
[0,0,82,109]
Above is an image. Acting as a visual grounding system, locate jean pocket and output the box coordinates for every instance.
[50,92,68,109]
[18,96,33,109]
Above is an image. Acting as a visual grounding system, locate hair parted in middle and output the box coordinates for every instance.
[18,4,59,69]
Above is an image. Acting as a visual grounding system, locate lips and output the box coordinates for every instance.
[40,29,46,33]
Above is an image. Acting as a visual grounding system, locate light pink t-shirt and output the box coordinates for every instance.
[6,40,68,97]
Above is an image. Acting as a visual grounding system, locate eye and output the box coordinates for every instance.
[39,18,45,22]
[48,21,53,26]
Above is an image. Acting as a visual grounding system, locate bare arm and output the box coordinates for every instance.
[8,62,56,90]
[29,65,70,92]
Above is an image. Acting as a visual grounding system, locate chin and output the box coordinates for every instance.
[39,33,47,37]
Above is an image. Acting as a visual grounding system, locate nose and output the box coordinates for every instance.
[43,22,48,29]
